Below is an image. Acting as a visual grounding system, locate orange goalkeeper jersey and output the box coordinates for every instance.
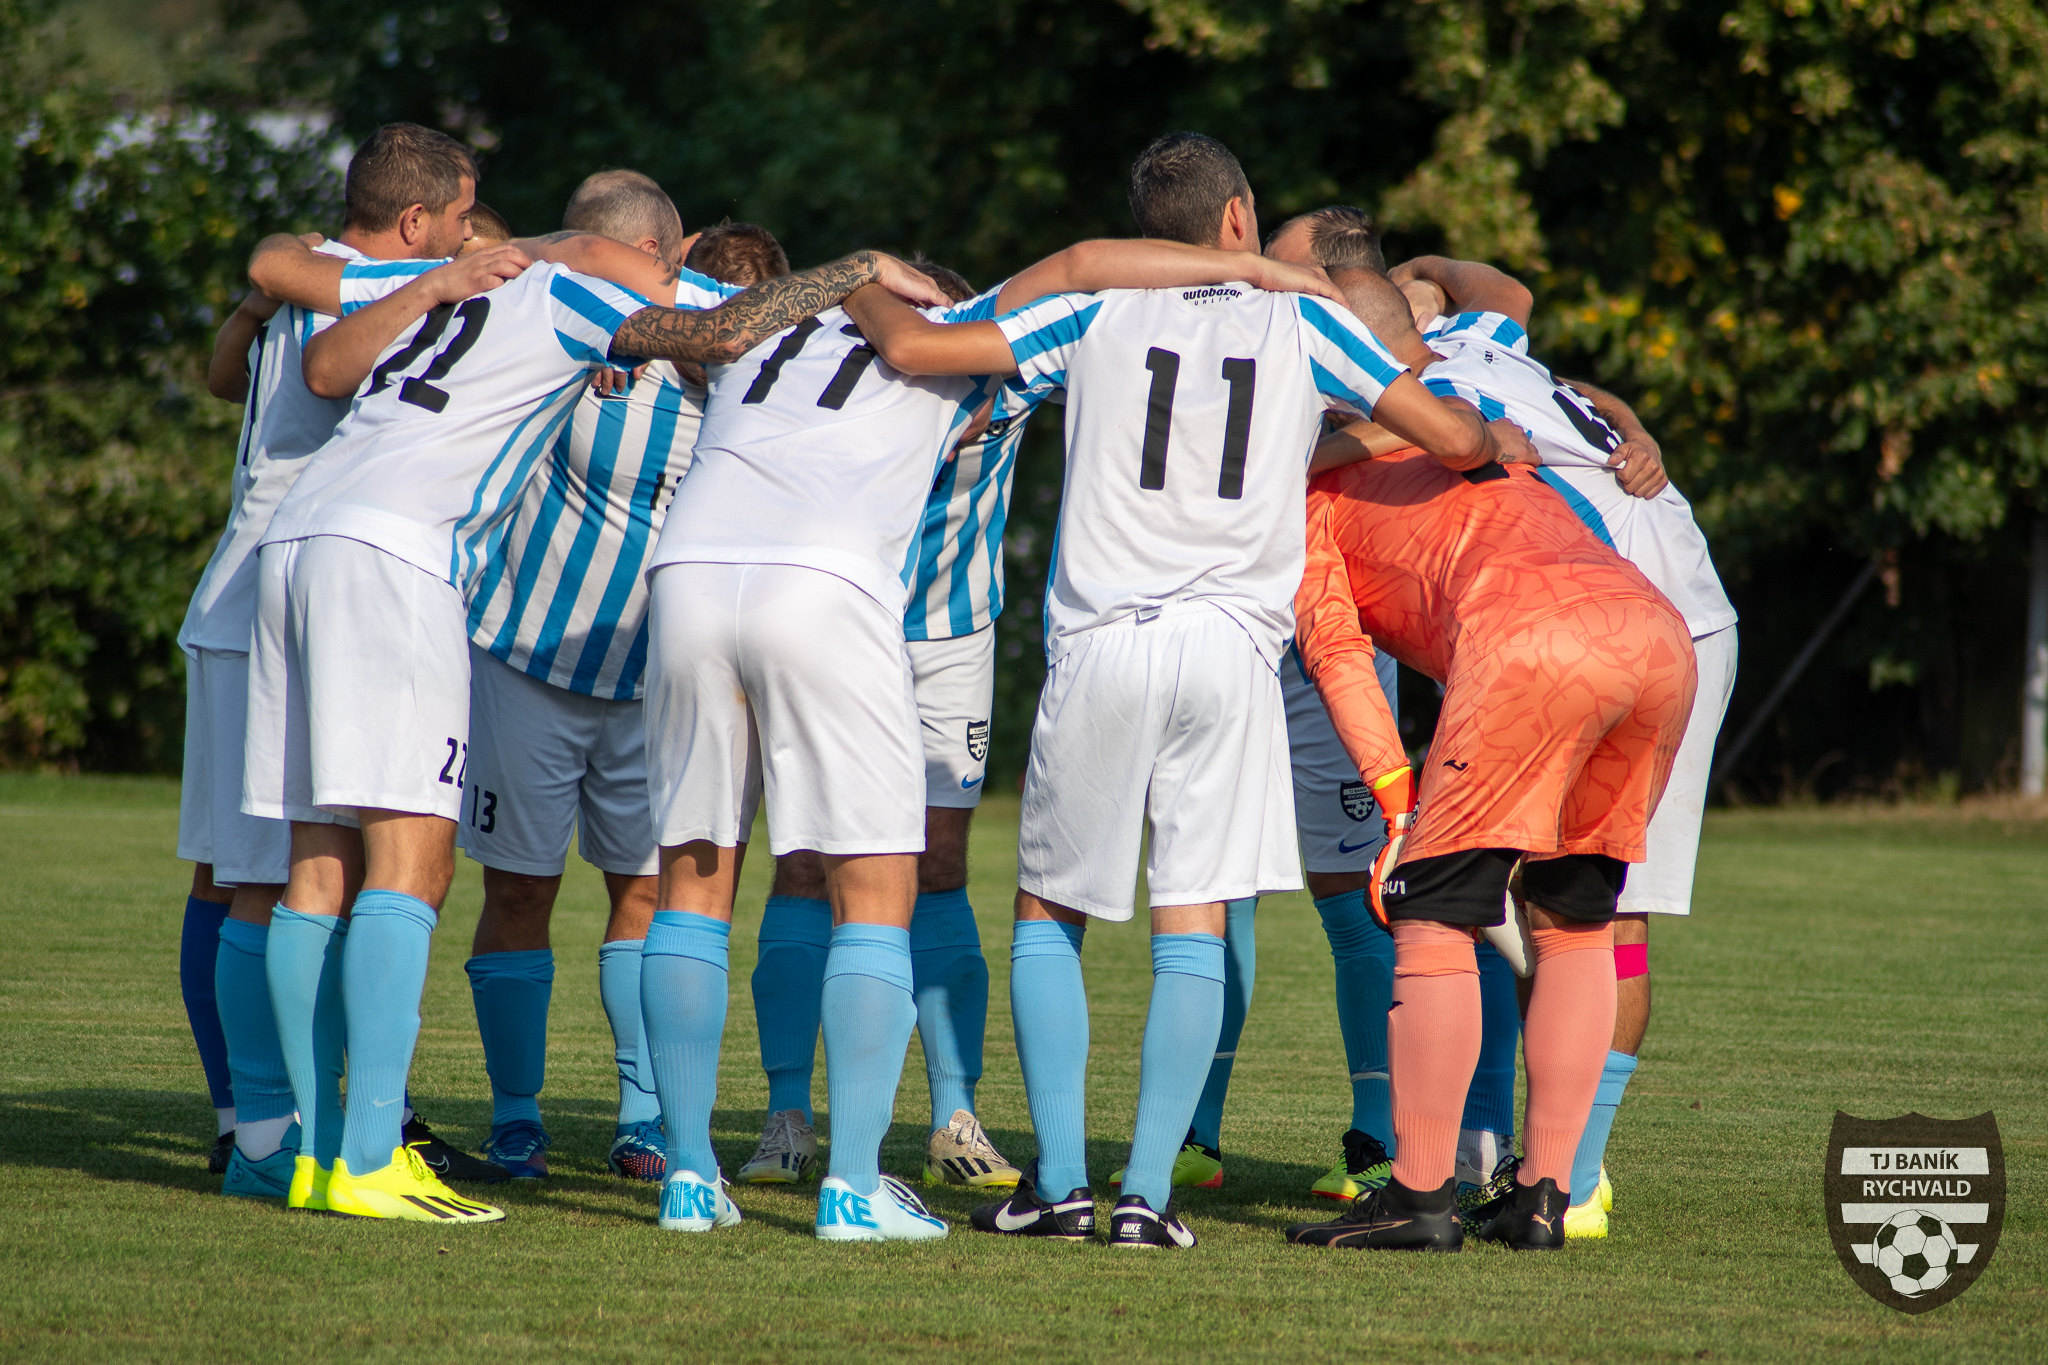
[1296,447,1675,784]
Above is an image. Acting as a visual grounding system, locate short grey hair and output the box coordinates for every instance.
[562,169,685,260]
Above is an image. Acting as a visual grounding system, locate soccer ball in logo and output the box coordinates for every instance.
[1871,1210,1957,1297]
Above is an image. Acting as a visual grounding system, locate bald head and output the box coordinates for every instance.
[1331,267,1433,369]
[563,169,686,264]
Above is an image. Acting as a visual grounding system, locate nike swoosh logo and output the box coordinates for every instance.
[1337,835,1376,854]
[994,1206,1040,1232]
[419,1152,451,1173]
[960,775,984,789]
[372,1096,400,1108]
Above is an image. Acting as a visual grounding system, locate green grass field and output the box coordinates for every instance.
[1,774,2042,1361]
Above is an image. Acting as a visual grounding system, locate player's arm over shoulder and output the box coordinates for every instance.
[1388,255,1532,328]
[842,285,1018,377]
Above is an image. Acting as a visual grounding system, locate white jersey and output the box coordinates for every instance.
[649,297,994,613]
[1420,310,1737,637]
[261,262,648,592]
[178,245,442,653]
[995,286,1407,665]
[466,268,741,700]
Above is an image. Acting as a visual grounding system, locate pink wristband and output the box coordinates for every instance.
[1614,941,1649,980]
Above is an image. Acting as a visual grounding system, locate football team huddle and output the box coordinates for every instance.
[173,121,1738,1251]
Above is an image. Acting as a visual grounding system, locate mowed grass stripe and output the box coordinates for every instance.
[0,775,2041,1362]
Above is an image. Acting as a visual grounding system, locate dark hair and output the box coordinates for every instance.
[343,123,479,232]
[466,201,513,243]
[564,169,686,261]
[908,254,975,303]
[1127,132,1253,246]
[1269,205,1385,274]
[684,221,790,287]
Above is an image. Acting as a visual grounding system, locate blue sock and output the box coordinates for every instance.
[598,940,660,1127]
[641,911,731,1180]
[820,923,916,1197]
[1316,889,1396,1150]
[1463,940,1521,1140]
[1189,898,1256,1151]
[1571,1050,1638,1202]
[753,895,831,1120]
[266,908,348,1165]
[214,919,294,1155]
[180,896,234,1124]
[1011,920,1089,1198]
[909,888,988,1129]
[1124,933,1226,1211]
[338,891,437,1176]
[465,949,554,1131]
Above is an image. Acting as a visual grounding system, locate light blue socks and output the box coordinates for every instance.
[909,888,988,1128]
[214,918,295,1158]
[1189,898,1257,1151]
[821,923,917,1197]
[1571,1050,1639,1202]
[641,911,730,1180]
[753,895,831,1120]
[1463,939,1522,1143]
[1011,920,1089,1197]
[465,949,554,1130]
[598,939,661,1127]
[180,897,234,1128]
[1316,888,1396,1150]
[338,890,438,1176]
[265,907,347,1166]
[1123,933,1227,1212]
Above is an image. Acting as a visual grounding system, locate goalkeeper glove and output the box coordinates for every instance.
[1366,765,1417,931]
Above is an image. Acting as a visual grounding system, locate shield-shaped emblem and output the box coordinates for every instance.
[1339,781,1376,822]
[966,720,990,763]
[1826,1111,2003,1314]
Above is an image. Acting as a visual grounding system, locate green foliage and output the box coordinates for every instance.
[0,0,339,768]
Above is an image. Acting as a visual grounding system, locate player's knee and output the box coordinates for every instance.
[1520,854,1628,926]
[1389,920,1479,977]
[772,850,830,901]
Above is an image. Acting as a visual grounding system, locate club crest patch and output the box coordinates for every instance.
[1825,1110,2003,1314]
[966,720,990,763]
[1339,781,1376,822]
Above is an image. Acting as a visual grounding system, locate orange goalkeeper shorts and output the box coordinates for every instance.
[1402,596,1698,865]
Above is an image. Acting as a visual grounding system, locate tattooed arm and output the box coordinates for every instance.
[609,250,948,366]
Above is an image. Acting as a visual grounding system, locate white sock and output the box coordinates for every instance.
[237,1115,297,1161]
[1455,1127,1507,1187]
[215,1106,237,1138]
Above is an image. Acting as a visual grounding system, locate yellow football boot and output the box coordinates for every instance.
[1564,1194,1608,1239]
[286,1155,331,1212]
[324,1144,505,1223]
[1599,1165,1614,1212]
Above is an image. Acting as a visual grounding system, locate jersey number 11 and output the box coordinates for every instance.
[1139,348,1256,499]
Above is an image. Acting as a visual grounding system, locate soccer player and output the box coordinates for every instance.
[636,220,1347,1239]
[241,223,946,1223]
[1390,252,1740,1237]
[456,172,759,1186]
[845,132,1528,1248]
[1278,265,1697,1252]
[181,123,505,1195]
[736,258,1027,1196]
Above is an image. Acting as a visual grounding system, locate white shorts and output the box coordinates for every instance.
[459,647,658,877]
[1018,605,1302,921]
[644,562,922,856]
[910,626,996,810]
[1283,647,1402,875]
[1621,624,1738,916]
[178,648,290,886]
[244,536,471,825]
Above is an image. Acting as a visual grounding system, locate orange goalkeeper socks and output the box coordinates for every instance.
[1519,921,1617,1195]
[1386,921,1481,1191]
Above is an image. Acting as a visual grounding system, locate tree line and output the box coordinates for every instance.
[5,0,2045,796]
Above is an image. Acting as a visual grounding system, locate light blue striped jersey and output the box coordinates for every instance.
[262,263,649,593]
[465,269,740,698]
[902,283,1053,641]
[651,298,996,616]
[1421,310,1737,636]
[179,245,443,652]
[995,286,1406,665]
